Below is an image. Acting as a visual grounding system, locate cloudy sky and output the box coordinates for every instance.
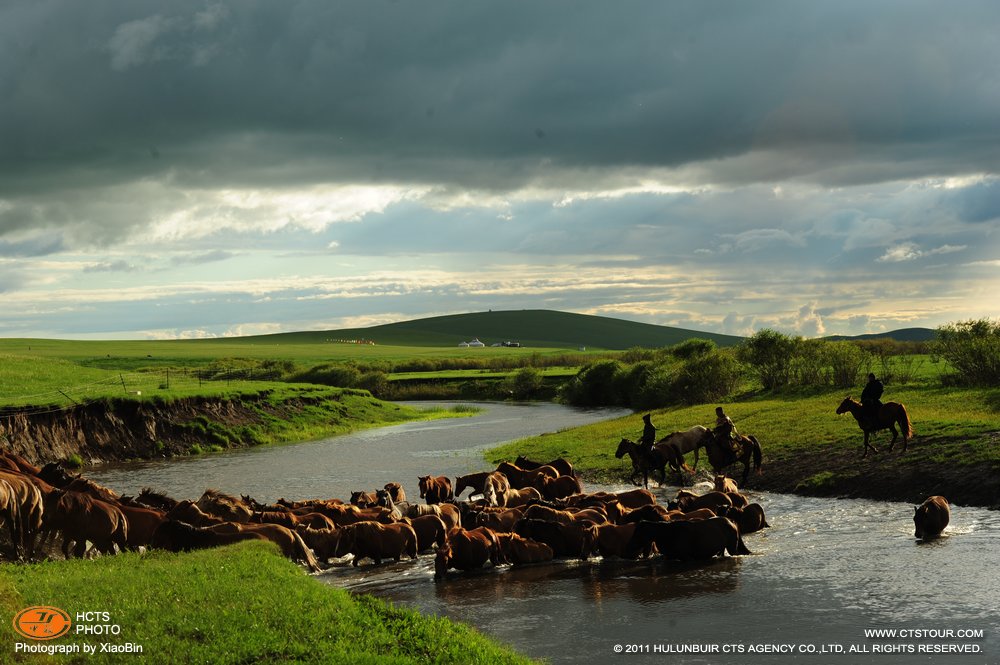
[2,1,999,340]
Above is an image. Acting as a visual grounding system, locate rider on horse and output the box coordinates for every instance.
[638,413,657,456]
[861,373,884,429]
[713,407,740,458]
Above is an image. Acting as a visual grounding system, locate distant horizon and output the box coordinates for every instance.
[3,3,999,340]
[0,308,938,344]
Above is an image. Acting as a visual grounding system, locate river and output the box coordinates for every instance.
[89,402,1000,665]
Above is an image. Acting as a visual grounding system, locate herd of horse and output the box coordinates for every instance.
[0,448,774,579]
[0,394,937,580]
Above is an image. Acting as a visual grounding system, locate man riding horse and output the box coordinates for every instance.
[638,413,656,456]
[861,373,884,429]
[713,407,740,459]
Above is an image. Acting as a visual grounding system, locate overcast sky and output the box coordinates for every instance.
[2,1,999,340]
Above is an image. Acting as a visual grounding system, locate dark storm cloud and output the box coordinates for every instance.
[3,0,1000,202]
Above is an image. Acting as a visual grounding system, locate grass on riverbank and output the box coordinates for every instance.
[490,385,1000,506]
[1,542,534,664]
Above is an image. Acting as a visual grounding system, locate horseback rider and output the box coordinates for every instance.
[638,413,657,455]
[713,406,740,457]
[860,373,884,428]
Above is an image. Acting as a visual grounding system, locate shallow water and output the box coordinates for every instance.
[90,402,1000,665]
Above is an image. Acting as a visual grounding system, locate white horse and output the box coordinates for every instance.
[656,426,713,471]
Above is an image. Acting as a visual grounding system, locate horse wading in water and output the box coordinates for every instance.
[836,397,913,458]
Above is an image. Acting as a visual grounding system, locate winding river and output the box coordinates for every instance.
[89,402,999,665]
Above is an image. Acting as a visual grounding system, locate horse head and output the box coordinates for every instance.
[615,438,632,459]
[835,396,856,415]
[418,476,429,499]
[375,489,393,509]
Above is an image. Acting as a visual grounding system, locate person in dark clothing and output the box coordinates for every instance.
[638,413,656,453]
[860,373,884,426]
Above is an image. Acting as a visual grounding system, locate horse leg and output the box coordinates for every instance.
[887,425,899,452]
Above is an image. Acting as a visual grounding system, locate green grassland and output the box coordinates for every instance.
[489,383,1000,506]
[0,542,534,664]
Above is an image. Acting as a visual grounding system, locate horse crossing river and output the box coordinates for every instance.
[89,402,1000,664]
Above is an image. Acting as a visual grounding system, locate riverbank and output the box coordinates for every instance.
[0,541,534,664]
[0,387,459,467]
[489,386,1000,509]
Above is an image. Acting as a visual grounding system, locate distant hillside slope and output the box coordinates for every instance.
[239,310,743,349]
[826,328,936,343]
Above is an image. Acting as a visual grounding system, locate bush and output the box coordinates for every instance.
[561,360,627,406]
[932,319,1000,386]
[737,329,799,389]
[668,350,742,404]
[507,367,544,400]
[825,341,868,388]
[669,338,717,360]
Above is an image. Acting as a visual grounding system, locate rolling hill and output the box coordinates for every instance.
[232,310,744,350]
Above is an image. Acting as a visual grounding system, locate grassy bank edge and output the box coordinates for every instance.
[487,385,1000,508]
[1,542,535,664]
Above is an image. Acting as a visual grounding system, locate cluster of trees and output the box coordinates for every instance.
[184,318,998,406]
[560,318,998,409]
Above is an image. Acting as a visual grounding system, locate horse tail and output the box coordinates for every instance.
[898,404,914,439]
[293,531,322,572]
[749,436,763,474]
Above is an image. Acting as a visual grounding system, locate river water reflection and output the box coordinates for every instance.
[90,402,999,665]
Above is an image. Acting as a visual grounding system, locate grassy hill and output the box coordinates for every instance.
[827,327,936,342]
[231,310,743,350]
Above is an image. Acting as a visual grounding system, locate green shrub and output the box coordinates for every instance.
[932,319,1000,386]
[737,329,798,389]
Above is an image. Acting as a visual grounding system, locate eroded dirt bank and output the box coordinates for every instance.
[0,392,351,466]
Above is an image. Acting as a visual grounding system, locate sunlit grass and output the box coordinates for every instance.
[0,542,535,664]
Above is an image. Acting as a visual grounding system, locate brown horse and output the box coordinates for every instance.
[151,519,268,553]
[836,397,914,457]
[913,495,950,540]
[496,532,554,565]
[514,455,575,478]
[197,489,252,523]
[0,471,44,560]
[703,431,763,486]
[594,523,639,559]
[539,475,582,501]
[513,519,597,559]
[627,516,751,561]
[434,527,503,578]
[717,503,770,534]
[614,438,660,488]
[418,475,454,504]
[454,472,492,498]
[44,489,129,559]
[495,462,558,491]
[338,521,419,566]
[402,514,449,552]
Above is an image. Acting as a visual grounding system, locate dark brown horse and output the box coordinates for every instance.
[913,495,950,540]
[514,455,575,478]
[703,431,763,486]
[614,438,660,488]
[454,472,491,499]
[836,397,914,457]
[626,517,751,560]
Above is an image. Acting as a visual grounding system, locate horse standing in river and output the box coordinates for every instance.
[615,438,660,489]
[836,397,913,458]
